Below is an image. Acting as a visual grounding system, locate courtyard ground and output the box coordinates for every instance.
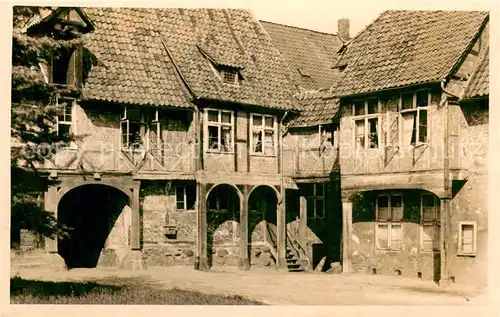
[9,265,490,306]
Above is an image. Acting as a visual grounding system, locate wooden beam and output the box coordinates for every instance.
[196,183,209,271]
[239,185,250,270]
[276,191,287,270]
[342,201,353,273]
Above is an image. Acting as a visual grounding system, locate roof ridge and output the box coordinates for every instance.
[259,20,340,38]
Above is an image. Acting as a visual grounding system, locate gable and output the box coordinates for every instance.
[333,10,489,97]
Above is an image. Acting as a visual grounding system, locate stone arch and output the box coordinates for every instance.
[205,183,242,267]
[248,184,282,203]
[57,182,133,205]
[247,185,280,267]
[57,183,131,269]
[344,186,443,203]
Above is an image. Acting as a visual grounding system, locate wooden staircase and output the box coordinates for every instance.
[266,225,310,272]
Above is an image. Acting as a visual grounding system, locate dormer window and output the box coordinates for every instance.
[50,45,82,87]
[221,68,238,85]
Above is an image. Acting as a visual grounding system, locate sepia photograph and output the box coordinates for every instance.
[6,0,494,310]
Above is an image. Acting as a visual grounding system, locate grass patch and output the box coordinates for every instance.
[10,277,264,305]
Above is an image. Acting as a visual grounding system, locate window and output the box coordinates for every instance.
[148,109,163,162]
[251,114,276,156]
[400,90,429,146]
[320,125,339,148]
[458,221,477,256]
[420,194,440,252]
[221,68,238,85]
[56,97,74,138]
[50,46,82,86]
[376,194,403,251]
[205,109,234,153]
[176,184,196,211]
[304,183,326,219]
[352,99,380,149]
[120,107,144,150]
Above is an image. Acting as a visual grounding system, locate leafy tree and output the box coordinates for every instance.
[11,6,86,248]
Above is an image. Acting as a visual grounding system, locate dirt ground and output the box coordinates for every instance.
[10,266,490,305]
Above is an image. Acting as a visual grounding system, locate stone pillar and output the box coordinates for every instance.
[342,201,353,273]
[121,185,146,270]
[239,185,250,270]
[43,186,67,271]
[196,183,209,271]
[439,197,451,287]
[276,191,287,271]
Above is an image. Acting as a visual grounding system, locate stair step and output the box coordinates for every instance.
[287,263,302,269]
[288,267,305,272]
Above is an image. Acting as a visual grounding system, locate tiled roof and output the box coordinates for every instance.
[82,8,297,110]
[333,10,488,97]
[82,8,193,108]
[261,21,343,91]
[289,90,339,127]
[463,49,489,99]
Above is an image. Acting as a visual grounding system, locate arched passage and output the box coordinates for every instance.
[57,184,130,269]
[206,184,241,267]
[248,185,279,266]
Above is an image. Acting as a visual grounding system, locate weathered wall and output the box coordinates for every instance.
[339,88,445,176]
[351,190,439,281]
[48,103,194,173]
[283,127,337,177]
[448,102,488,288]
[139,181,198,267]
[202,109,280,175]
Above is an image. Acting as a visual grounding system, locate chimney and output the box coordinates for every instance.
[338,18,350,42]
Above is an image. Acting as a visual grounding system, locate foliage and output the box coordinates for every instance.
[11,6,85,246]
[10,277,265,305]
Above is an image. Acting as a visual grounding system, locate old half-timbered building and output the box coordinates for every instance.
[332,10,489,287]
[11,7,490,290]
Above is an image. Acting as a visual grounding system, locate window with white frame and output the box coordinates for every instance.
[400,90,429,146]
[205,109,234,153]
[251,114,277,156]
[420,194,440,252]
[176,184,196,211]
[120,106,145,150]
[56,97,74,138]
[458,221,477,256]
[376,194,403,251]
[353,98,380,149]
[304,183,326,219]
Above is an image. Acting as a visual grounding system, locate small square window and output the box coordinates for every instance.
[221,69,238,84]
[458,221,477,256]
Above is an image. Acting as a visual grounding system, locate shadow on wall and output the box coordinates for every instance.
[206,184,240,267]
[248,186,278,265]
[351,189,441,282]
[57,184,129,269]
